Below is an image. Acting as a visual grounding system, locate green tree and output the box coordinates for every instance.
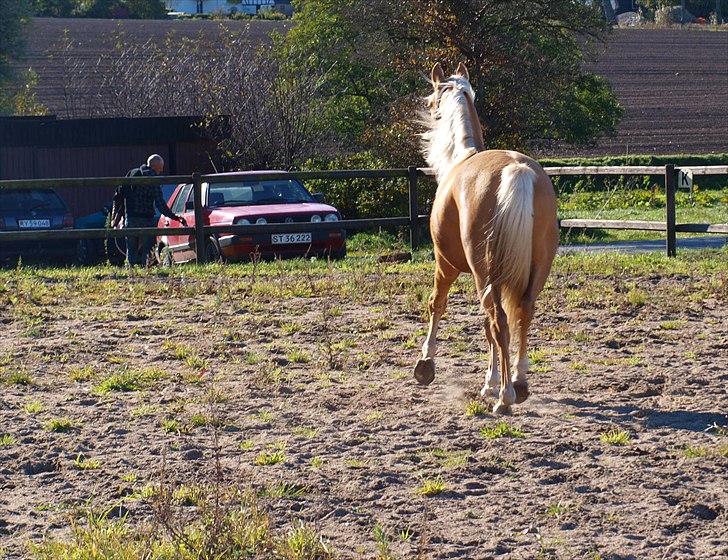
[33,0,76,16]
[282,0,623,163]
[0,0,32,114]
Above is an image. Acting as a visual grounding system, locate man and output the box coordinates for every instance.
[113,154,187,266]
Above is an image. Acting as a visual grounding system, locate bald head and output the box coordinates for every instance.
[147,154,164,174]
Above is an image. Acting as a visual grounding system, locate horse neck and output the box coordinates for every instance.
[425,91,484,183]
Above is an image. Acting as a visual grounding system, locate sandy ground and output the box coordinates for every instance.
[1,261,727,559]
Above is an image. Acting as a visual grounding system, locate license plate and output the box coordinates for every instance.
[271,233,312,244]
[18,219,50,229]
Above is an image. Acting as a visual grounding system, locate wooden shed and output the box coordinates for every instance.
[0,115,216,217]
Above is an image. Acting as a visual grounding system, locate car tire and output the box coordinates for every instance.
[76,239,94,265]
[159,246,175,267]
[205,239,224,263]
[331,245,347,260]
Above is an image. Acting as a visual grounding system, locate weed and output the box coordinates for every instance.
[571,361,588,372]
[480,421,526,439]
[600,429,631,446]
[68,366,95,382]
[287,349,311,364]
[161,419,187,435]
[0,434,16,447]
[239,439,254,451]
[243,351,264,365]
[465,400,488,417]
[431,448,470,469]
[23,400,43,414]
[262,482,307,499]
[682,445,708,458]
[546,501,569,518]
[5,369,31,385]
[280,322,302,335]
[345,459,367,469]
[44,417,74,433]
[310,456,324,469]
[254,450,286,466]
[416,477,446,496]
[292,426,318,439]
[94,368,164,395]
[659,320,684,330]
[119,472,137,483]
[626,287,647,306]
[73,454,101,470]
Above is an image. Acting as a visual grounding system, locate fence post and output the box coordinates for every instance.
[665,164,677,257]
[192,172,206,264]
[408,166,420,250]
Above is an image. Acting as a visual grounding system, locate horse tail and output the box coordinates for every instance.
[490,162,535,336]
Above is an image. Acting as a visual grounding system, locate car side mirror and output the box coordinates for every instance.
[185,200,194,211]
[312,193,325,203]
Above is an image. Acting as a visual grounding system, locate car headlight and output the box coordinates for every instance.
[235,218,251,225]
[324,213,339,222]
[256,217,267,225]
[310,215,322,223]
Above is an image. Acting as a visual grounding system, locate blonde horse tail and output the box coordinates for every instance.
[490,162,535,337]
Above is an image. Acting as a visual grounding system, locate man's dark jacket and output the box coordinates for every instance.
[117,164,178,221]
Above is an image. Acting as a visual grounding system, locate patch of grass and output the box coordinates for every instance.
[130,404,158,418]
[310,456,324,469]
[659,320,684,330]
[280,322,302,335]
[682,445,709,458]
[626,287,648,307]
[68,366,95,383]
[600,429,631,446]
[416,477,446,496]
[464,400,488,417]
[24,400,43,414]
[262,482,307,499]
[546,501,569,518]
[119,472,137,483]
[292,426,318,439]
[571,361,588,373]
[73,454,101,470]
[243,351,264,365]
[431,448,470,470]
[239,439,254,451]
[94,368,164,395]
[5,369,31,385]
[44,417,74,433]
[256,410,274,424]
[480,421,526,439]
[286,349,311,364]
[161,419,187,435]
[345,458,367,469]
[254,450,286,466]
[173,485,206,506]
[0,434,16,447]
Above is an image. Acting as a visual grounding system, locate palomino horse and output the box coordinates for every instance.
[414,62,559,414]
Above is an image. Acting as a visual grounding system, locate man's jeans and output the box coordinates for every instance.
[125,215,154,266]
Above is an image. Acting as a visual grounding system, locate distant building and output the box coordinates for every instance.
[165,0,275,15]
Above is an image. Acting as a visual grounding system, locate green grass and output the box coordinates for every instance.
[600,429,631,446]
[464,400,488,417]
[5,370,31,385]
[68,366,95,382]
[23,400,43,414]
[0,434,16,447]
[44,417,74,433]
[416,477,446,496]
[480,421,526,439]
[73,454,101,470]
[286,349,311,364]
[254,451,286,466]
[94,368,164,395]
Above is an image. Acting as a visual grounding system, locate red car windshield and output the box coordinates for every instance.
[208,180,314,207]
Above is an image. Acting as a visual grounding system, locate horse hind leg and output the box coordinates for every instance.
[479,320,499,398]
[513,296,534,404]
[414,259,459,385]
[482,285,516,414]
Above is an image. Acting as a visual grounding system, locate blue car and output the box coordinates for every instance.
[0,189,75,265]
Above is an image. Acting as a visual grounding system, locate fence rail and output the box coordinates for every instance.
[0,164,726,261]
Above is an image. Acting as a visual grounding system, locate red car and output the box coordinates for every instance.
[156,171,346,264]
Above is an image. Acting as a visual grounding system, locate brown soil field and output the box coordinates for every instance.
[1,254,727,559]
[13,21,728,156]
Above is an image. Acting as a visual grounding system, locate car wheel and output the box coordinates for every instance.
[159,246,175,267]
[331,245,347,260]
[76,240,94,265]
[205,239,224,263]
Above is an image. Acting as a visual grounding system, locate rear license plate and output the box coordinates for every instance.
[18,219,51,229]
[271,233,312,244]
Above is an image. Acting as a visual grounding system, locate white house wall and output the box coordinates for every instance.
[166,0,274,15]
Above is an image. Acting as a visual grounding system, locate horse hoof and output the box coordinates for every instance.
[492,401,512,415]
[513,381,529,404]
[414,358,436,385]
[480,385,498,398]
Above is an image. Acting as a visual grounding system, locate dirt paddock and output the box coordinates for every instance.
[1,253,727,559]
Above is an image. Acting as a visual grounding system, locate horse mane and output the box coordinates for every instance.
[421,76,484,183]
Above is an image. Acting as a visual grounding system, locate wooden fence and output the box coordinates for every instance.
[0,164,726,262]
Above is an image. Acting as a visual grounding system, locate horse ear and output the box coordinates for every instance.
[455,62,469,80]
[431,63,445,84]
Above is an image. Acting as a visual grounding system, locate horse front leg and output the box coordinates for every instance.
[414,261,458,385]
